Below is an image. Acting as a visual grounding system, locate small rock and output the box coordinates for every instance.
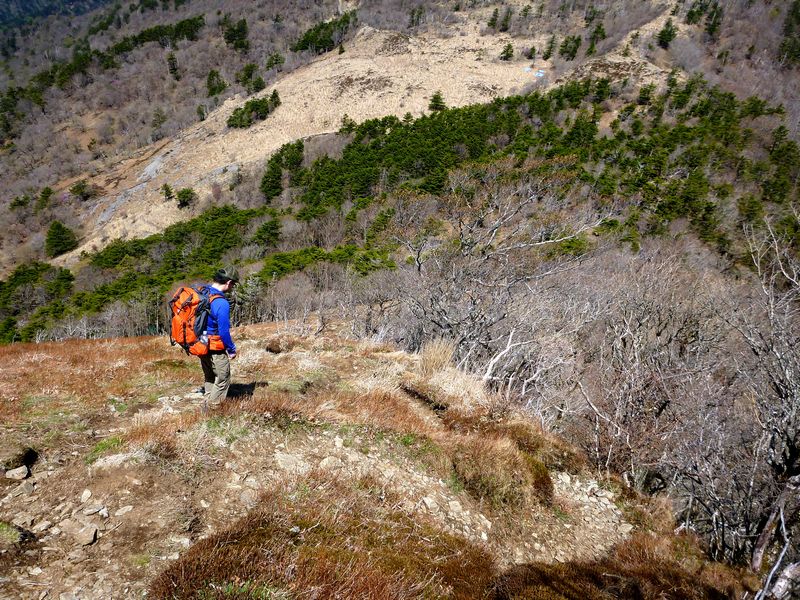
[334,436,343,449]
[274,452,309,474]
[167,552,180,560]
[618,523,634,534]
[448,500,463,514]
[480,531,488,541]
[200,500,210,509]
[80,489,92,504]
[60,593,80,600]
[170,536,191,549]
[240,489,258,509]
[558,472,571,485]
[27,566,43,576]
[82,505,103,516]
[6,466,29,480]
[66,549,86,563]
[18,481,35,495]
[98,507,109,519]
[76,526,97,546]
[114,505,133,517]
[12,514,35,527]
[318,456,343,470]
[32,520,52,533]
[422,496,439,513]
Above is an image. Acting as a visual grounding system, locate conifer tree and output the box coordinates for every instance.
[500,43,514,61]
[499,8,513,32]
[428,90,446,111]
[167,51,180,80]
[658,18,677,49]
[207,70,227,97]
[542,35,556,60]
[488,8,499,29]
[45,221,78,257]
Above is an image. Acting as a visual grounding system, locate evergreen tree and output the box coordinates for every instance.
[207,70,227,96]
[161,183,174,202]
[587,23,606,55]
[265,52,285,71]
[542,35,556,60]
[780,0,800,65]
[167,51,180,80]
[558,36,581,60]
[176,188,197,208]
[45,221,78,257]
[658,18,677,49]
[705,2,722,40]
[36,187,54,212]
[223,17,249,52]
[499,8,513,32]
[428,91,446,111]
[525,46,536,60]
[488,8,499,29]
[408,6,424,27]
[500,43,514,61]
[69,180,94,201]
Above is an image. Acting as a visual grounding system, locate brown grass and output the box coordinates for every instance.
[493,420,587,475]
[489,533,753,600]
[149,472,497,600]
[418,338,455,378]
[125,411,204,462]
[448,434,554,508]
[263,334,308,354]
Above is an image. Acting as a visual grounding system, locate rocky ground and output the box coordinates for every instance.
[0,325,634,599]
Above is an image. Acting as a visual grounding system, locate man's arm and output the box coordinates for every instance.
[212,299,237,355]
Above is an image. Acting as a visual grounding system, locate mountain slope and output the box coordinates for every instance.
[0,325,749,598]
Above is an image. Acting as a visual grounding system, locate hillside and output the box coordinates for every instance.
[0,325,751,599]
[3,0,798,273]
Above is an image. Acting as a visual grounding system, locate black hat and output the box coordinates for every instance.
[214,268,240,284]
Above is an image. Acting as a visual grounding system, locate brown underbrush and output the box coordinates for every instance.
[490,533,756,600]
[149,472,497,600]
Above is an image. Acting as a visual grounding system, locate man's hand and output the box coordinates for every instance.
[228,351,237,360]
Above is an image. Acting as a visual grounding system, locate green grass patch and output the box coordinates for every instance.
[85,436,124,464]
[0,521,20,545]
[205,417,251,445]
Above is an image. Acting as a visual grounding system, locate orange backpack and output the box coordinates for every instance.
[168,286,223,356]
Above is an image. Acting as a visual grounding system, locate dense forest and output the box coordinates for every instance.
[0,0,113,28]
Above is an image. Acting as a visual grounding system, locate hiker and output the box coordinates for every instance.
[200,268,239,408]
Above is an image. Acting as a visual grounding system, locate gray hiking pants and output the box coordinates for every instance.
[200,352,231,406]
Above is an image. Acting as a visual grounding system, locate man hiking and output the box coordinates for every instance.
[200,268,239,409]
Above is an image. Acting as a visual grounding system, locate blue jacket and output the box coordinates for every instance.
[205,288,236,353]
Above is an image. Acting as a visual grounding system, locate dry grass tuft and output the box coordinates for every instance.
[263,335,307,354]
[125,411,203,464]
[149,472,497,600]
[333,389,440,436]
[489,533,752,600]
[418,338,455,378]
[449,434,553,508]
[494,419,587,475]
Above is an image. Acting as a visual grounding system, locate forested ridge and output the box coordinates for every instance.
[1,75,797,341]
